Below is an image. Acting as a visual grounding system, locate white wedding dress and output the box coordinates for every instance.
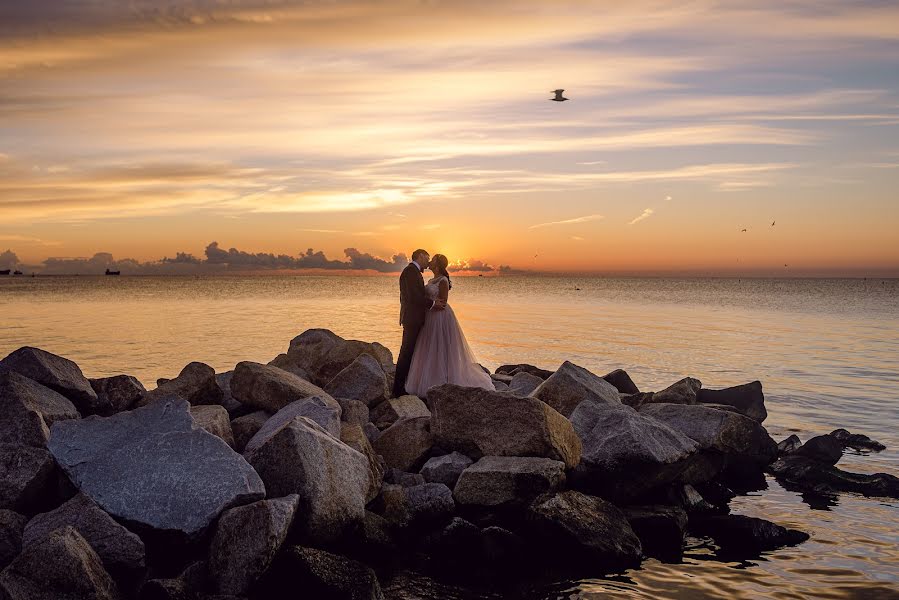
[404,276,495,398]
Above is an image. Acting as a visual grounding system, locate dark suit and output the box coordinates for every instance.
[393,262,433,397]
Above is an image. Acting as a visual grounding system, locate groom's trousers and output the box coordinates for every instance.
[393,319,423,398]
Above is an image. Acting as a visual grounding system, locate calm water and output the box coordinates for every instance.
[2,275,898,599]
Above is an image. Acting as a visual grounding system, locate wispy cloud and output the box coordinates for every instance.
[299,228,343,233]
[529,214,604,230]
[628,208,655,226]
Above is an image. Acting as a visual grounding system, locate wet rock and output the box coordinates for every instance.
[666,484,716,514]
[325,353,390,407]
[1,346,101,415]
[48,397,265,540]
[495,364,554,380]
[777,434,802,455]
[0,370,80,448]
[370,395,430,430]
[602,369,640,394]
[260,545,384,600]
[508,372,543,396]
[0,444,57,513]
[190,405,235,448]
[230,410,269,453]
[649,377,702,405]
[530,360,620,417]
[428,517,482,563]
[792,434,843,465]
[0,510,27,569]
[208,495,299,596]
[696,380,766,422]
[142,361,223,407]
[453,456,566,509]
[768,455,899,499]
[383,469,425,488]
[89,374,146,415]
[830,428,886,452]
[430,384,581,469]
[481,525,526,567]
[340,423,385,503]
[623,505,687,562]
[336,397,370,426]
[0,526,119,600]
[689,514,809,554]
[619,391,655,409]
[245,395,342,449]
[380,483,454,529]
[230,361,333,414]
[267,353,311,381]
[372,416,434,472]
[244,415,369,544]
[419,452,473,489]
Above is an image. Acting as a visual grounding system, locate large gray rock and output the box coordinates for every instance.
[370,395,430,430]
[650,377,702,405]
[336,397,370,426]
[372,416,435,472]
[89,374,146,415]
[530,361,621,417]
[245,395,342,453]
[689,514,809,553]
[0,526,120,600]
[379,483,455,529]
[140,560,207,600]
[0,510,27,569]
[208,495,299,596]
[829,428,886,452]
[141,361,223,407]
[23,493,145,588]
[696,380,766,422]
[231,410,270,453]
[0,444,57,513]
[214,370,244,416]
[1,346,100,415]
[286,329,346,376]
[244,415,369,544]
[792,434,843,465]
[527,490,642,566]
[0,370,80,448]
[453,456,566,508]
[777,434,802,455]
[569,402,700,500]
[288,329,393,387]
[325,353,389,407]
[768,455,899,499]
[430,384,581,469]
[419,452,473,489]
[602,369,640,394]
[267,353,311,381]
[261,545,384,600]
[230,361,333,413]
[495,364,554,380]
[48,397,265,540]
[190,405,235,448]
[340,423,385,503]
[508,372,543,397]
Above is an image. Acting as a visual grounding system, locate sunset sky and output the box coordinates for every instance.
[1,1,898,275]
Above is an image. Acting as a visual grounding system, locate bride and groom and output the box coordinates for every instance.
[392,249,495,399]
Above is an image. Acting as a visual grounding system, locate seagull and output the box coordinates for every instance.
[550,89,569,102]
[771,220,776,227]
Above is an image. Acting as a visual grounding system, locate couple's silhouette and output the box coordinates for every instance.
[392,249,494,399]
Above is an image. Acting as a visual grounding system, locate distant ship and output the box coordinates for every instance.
[12,270,23,276]
[0,269,9,275]
[105,268,121,276]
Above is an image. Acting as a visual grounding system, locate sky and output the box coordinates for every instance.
[1,0,898,275]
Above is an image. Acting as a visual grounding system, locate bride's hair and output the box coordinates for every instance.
[432,254,452,289]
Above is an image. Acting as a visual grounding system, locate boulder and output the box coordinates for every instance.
[526,490,642,567]
[1,346,100,415]
[230,361,333,413]
[208,495,299,596]
[689,514,809,554]
[622,505,687,562]
[372,416,434,472]
[830,428,886,452]
[189,405,235,448]
[324,353,389,407]
[260,545,384,600]
[214,370,245,417]
[267,353,311,381]
[495,364,554,380]
[569,402,700,500]
[141,560,208,600]
[370,395,430,430]
[245,396,341,450]
[48,397,265,540]
[363,423,381,444]
[666,483,716,514]
[380,483,455,529]
[288,329,394,387]
[508,372,543,397]
[336,397,370,426]
[696,381,766,422]
[340,424,385,503]
[492,381,510,393]
[792,434,843,465]
[619,391,655,409]
[777,434,802,455]
[650,377,702,405]
[22,493,145,589]
[430,384,581,469]
[602,369,640,394]
[0,370,80,448]
[230,410,270,453]
[142,361,223,407]
[89,374,146,415]
[490,373,514,385]
[0,510,27,569]
[530,361,621,417]
[243,415,369,544]
[767,455,899,499]
[419,452,473,489]
[0,444,57,513]
[383,469,426,488]
[286,329,346,377]
[0,526,119,600]
[453,456,566,508]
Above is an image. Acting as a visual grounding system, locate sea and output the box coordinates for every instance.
[1,274,897,599]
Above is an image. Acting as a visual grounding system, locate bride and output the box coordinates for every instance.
[404,254,496,398]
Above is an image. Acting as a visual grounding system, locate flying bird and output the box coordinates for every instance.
[550,89,569,102]
[771,220,776,227]
[740,228,747,232]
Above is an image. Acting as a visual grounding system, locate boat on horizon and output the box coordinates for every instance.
[105,268,121,276]
[0,269,9,275]
[12,270,23,276]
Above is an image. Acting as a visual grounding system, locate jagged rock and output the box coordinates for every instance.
[623,505,687,562]
[0,526,120,600]
[22,493,145,589]
[245,395,341,450]
[792,434,843,465]
[267,353,311,381]
[372,416,434,472]
[336,397,369,426]
[325,354,389,407]
[208,495,299,596]
[363,423,381,444]
[419,452,473,489]
[689,514,809,554]
[569,402,700,500]
[89,374,146,415]
[490,373,513,385]
[190,405,235,448]
[0,510,27,569]
[602,369,640,394]
[380,483,454,529]
[650,377,702,405]
[383,469,425,488]
[481,525,527,567]
[48,397,265,540]
[230,361,333,414]
[142,361,223,407]
[428,517,482,563]
[495,364,554,380]
[260,545,384,600]
[1,346,101,415]
[0,370,80,448]
[340,424,384,503]
[768,455,899,499]
[141,560,208,600]
[619,391,655,409]
[508,372,542,396]
[230,410,270,453]
[430,384,581,469]
[354,511,398,564]
[288,329,394,387]
[777,434,802,455]
[286,329,346,377]
[453,456,566,508]
[244,415,369,543]
[526,490,642,567]
[530,361,621,417]
[214,371,246,417]
[492,381,510,392]
[830,428,886,452]
[666,484,716,513]
[0,444,57,513]
[696,381,766,422]
[370,395,430,430]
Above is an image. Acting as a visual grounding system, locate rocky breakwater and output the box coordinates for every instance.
[0,329,894,599]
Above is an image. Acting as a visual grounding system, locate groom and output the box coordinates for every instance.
[392,248,445,398]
